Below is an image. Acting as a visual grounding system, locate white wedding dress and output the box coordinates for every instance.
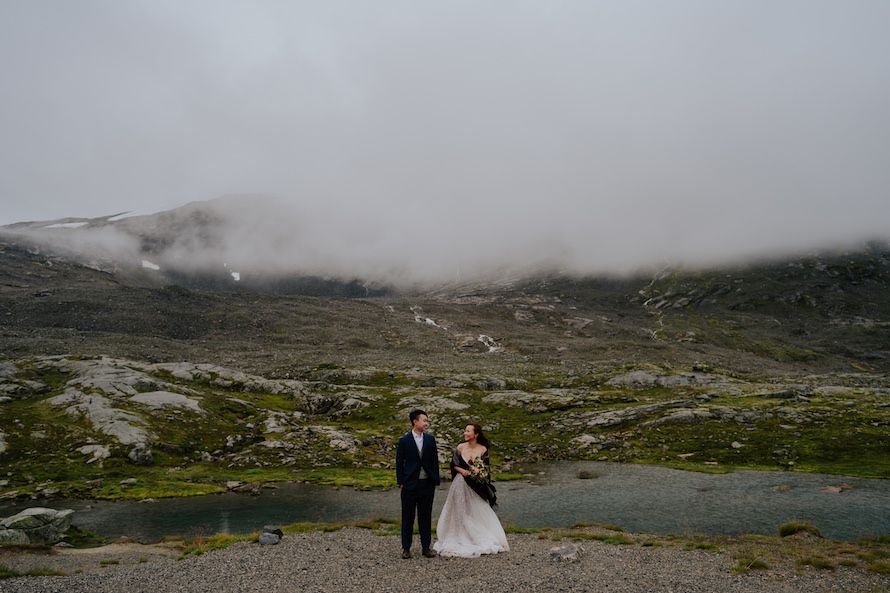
[433,473,509,557]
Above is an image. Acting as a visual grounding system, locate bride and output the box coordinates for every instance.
[433,423,509,557]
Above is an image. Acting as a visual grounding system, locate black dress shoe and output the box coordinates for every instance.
[422,548,438,558]
[401,549,412,559]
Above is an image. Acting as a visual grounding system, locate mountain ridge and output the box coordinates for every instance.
[1,198,889,377]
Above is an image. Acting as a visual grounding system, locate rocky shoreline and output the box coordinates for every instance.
[2,527,889,593]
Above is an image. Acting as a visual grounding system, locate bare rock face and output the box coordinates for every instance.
[0,507,75,545]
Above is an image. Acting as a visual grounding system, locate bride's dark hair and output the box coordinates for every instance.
[471,423,491,449]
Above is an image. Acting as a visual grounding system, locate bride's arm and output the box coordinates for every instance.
[451,448,470,478]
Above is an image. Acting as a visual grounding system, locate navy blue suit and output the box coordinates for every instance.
[396,431,441,551]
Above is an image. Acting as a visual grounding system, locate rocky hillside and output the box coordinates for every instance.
[0,201,888,500]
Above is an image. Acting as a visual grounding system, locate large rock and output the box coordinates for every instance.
[48,388,154,445]
[549,543,584,563]
[258,532,281,545]
[570,399,698,429]
[128,442,154,466]
[0,528,30,545]
[0,507,75,545]
[259,525,284,545]
[77,444,111,465]
[606,371,724,389]
[130,391,204,414]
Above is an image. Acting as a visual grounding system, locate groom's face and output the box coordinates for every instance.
[413,414,429,433]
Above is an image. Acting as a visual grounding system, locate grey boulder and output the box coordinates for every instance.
[0,507,75,545]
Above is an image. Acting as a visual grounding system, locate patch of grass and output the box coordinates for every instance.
[597,535,635,545]
[553,530,635,545]
[733,553,770,573]
[857,550,890,562]
[353,516,397,530]
[0,567,20,579]
[685,542,720,552]
[99,559,120,566]
[570,522,624,532]
[779,521,822,539]
[503,525,542,535]
[92,479,226,501]
[867,561,890,573]
[0,566,66,579]
[63,526,109,548]
[493,472,525,482]
[289,467,394,488]
[656,460,734,474]
[179,532,258,557]
[281,518,397,536]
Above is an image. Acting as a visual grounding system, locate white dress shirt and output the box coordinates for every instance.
[412,430,428,479]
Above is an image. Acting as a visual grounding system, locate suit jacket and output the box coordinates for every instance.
[396,431,441,490]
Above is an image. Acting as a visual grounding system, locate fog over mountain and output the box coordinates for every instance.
[2,2,889,279]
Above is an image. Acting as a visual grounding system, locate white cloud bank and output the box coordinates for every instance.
[1,1,888,276]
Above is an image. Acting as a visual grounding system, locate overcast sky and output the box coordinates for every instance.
[2,1,889,275]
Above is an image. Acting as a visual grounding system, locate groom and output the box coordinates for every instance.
[396,409,441,559]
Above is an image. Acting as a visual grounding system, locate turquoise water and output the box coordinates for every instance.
[2,462,887,542]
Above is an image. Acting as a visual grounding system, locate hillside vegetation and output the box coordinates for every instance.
[0,211,888,500]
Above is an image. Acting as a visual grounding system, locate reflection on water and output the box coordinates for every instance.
[500,462,890,541]
[1,462,887,543]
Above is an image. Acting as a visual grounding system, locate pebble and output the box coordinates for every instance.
[1,528,887,593]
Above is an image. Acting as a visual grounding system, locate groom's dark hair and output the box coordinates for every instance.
[409,409,427,424]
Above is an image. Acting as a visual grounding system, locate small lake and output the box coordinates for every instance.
[2,462,888,543]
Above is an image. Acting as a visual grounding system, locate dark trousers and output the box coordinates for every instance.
[401,479,435,550]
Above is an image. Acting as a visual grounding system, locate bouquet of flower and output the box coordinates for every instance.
[468,455,490,483]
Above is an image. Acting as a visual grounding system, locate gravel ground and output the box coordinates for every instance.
[2,529,889,593]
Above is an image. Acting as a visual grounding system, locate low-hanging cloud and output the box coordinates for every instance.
[1,1,889,278]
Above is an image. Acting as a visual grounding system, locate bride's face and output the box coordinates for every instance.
[463,425,476,443]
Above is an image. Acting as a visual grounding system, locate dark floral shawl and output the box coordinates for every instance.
[451,449,498,508]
